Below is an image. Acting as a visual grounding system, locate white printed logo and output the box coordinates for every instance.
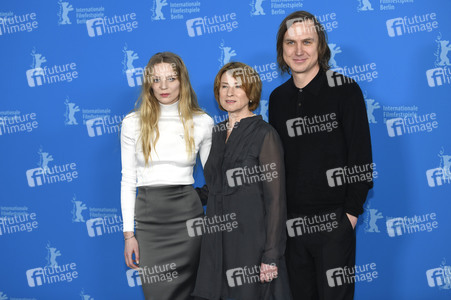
[386,18,404,37]
[386,217,404,237]
[86,218,104,237]
[386,114,438,137]
[186,18,203,37]
[427,268,446,287]
[126,269,142,287]
[86,18,104,37]
[86,118,104,137]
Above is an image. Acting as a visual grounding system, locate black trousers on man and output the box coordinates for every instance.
[285,207,356,300]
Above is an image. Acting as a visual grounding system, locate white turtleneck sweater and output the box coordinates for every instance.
[120,100,214,232]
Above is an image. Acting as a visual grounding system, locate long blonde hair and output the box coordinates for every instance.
[134,52,204,166]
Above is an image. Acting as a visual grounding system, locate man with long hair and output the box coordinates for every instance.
[269,11,373,299]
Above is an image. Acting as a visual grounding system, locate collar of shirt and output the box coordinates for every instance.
[288,68,325,97]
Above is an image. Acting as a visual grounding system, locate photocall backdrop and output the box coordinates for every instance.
[0,0,450,299]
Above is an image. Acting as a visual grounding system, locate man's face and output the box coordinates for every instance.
[282,20,320,76]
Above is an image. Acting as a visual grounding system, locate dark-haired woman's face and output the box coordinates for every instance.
[219,72,251,116]
[150,63,180,105]
[283,20,320,76]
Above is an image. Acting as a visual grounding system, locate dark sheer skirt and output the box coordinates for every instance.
[135,185,203,300]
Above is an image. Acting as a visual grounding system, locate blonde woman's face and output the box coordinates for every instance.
[150,62,180,105]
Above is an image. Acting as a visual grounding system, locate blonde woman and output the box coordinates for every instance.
[120,52,213,300]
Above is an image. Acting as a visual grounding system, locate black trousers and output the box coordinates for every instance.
[285,207,356,300]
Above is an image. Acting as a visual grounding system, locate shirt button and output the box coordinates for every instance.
[298,103,301,107]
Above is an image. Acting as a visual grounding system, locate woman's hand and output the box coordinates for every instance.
[260,263,278,283]
[124,233,140,269]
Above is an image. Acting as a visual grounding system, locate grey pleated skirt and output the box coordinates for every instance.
[135,185,203,300]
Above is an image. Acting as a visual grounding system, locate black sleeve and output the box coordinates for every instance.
[195,184,209,206]
[258,128,287,265]
[341,83,374,217]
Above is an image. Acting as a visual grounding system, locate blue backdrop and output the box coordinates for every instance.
[1,0,450,299]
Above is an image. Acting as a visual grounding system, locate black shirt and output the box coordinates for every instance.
[269,69,373,217]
